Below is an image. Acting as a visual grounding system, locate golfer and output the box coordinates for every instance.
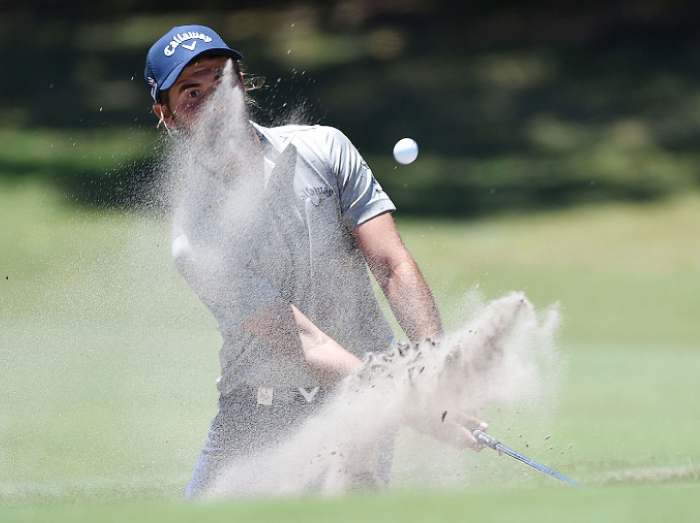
[145,24,485,499]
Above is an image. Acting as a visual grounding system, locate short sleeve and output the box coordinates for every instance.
[327,128,396,228]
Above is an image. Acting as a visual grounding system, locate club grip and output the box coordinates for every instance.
[472,429,500,450]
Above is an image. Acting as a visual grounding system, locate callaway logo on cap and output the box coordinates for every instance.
[144,24,243,102]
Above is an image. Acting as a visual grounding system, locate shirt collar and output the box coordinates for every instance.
[251,122,285,154]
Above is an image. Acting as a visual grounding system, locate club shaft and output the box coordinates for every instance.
[472,430,584,487]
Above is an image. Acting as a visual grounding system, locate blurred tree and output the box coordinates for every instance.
[2,0,700,214]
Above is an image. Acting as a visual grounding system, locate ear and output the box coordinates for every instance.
[153,102,176,129]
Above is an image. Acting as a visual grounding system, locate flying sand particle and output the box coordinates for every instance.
[156,64,564,498]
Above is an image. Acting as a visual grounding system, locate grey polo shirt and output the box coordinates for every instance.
[172,123,396,392]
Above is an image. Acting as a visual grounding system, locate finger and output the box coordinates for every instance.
[460,427,485,452]
[443,421,485,451]
[424,415,484,451]
[448,411,489,432]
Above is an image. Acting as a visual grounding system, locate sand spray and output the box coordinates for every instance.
[153,62,563,499]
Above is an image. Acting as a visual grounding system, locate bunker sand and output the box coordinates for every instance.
[208,293,561,498]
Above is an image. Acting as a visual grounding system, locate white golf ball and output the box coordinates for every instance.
[393,138,419,165]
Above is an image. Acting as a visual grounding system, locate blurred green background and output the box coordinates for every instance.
[2,1,700,521]
[4,0,700,214]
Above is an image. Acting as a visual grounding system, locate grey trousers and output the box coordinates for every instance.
[184,387,394,499]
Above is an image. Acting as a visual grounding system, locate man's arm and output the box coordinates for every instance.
[243,214,485,450]
[352,211,443,343]
[241,213,442,385]
[353,212,487,450]
[242,297,363,387]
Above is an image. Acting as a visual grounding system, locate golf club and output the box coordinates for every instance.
[472,429,584,487]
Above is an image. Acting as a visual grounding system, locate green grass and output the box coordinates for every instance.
[397,194,700,345]
[3,484,700,523]
[1,181,699,520]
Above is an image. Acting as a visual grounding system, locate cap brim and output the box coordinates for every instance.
[158,47,244,94]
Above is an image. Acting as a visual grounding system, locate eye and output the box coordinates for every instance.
[186,89,201,99]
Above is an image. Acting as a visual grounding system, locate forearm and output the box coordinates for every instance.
[353,213,443,343]
[292,305,364,386]
[243,298,363,387]
[376,258,443,343]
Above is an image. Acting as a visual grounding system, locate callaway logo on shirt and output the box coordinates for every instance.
[299,187,334,206]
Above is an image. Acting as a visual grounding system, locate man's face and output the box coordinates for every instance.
[155,55,240,129]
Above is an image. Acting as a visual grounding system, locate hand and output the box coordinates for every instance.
[403,405,490,452]
[450,412,490,451]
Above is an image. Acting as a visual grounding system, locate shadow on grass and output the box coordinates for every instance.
[0,158,163,211]
[0,156,675,218]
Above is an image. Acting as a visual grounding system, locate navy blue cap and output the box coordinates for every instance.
[145,25,243,102]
